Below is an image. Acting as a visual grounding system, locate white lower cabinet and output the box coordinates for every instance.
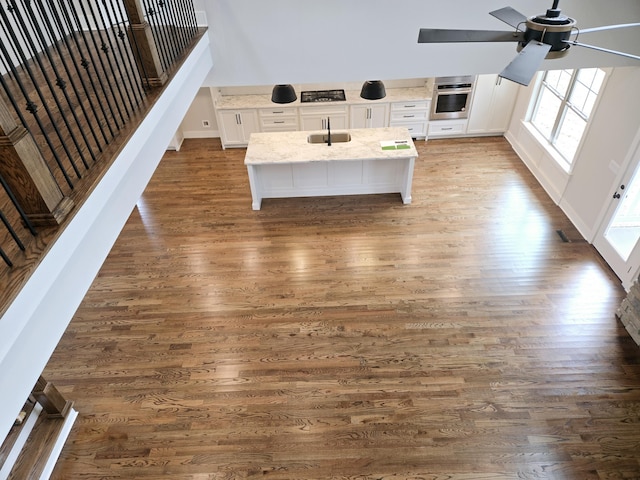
[299,105,349,131]
[389,100,429,139]
[350,104,389,129]
[217,109,259,148]
[428,119,468,137]
[259,107,299,132]
[467,74,519,135]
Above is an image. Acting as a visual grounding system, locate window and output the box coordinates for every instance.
[529,68,605,167]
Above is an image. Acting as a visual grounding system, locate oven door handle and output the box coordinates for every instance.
[436,88,473,95]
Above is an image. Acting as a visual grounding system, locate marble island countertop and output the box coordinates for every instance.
[245,127,418,165]
[216,86,432,110]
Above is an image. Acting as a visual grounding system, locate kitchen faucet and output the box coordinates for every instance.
[327,117,331,146]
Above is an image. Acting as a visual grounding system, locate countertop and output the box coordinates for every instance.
[244,127,418,165]
[217,86,432,110]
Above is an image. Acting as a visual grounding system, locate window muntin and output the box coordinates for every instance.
[529,68,605,166]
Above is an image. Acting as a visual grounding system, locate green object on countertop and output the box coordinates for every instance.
[380,140,411,151]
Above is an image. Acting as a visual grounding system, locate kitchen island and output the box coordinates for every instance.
[244,127,418,210]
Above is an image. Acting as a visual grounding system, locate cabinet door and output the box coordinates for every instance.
[368,104,389,128]
[467,74,518,135]
[350,104,389,129]
[218,110,243,145]
[218,110,259,147]
[300,105,349,131]
[238,110,259,142]
[300,115,326,131]
[350,105,369,129]
[300,114,348,131]
[329,114,348,130]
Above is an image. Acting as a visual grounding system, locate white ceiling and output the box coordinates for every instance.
[197,0,640,86]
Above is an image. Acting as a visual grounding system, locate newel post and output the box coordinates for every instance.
[32,376,74,418]
[0,97,74,226]
[122,0,168,88]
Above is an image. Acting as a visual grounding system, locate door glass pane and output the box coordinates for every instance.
[604,167,640,261]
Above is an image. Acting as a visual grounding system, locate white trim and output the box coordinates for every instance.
[0,403,42,480]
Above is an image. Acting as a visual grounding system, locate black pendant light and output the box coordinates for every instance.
[360,80,386,100]
[271,84,297,104]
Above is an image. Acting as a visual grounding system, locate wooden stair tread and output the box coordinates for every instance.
[0,399,35,469]
[4,405,77,480]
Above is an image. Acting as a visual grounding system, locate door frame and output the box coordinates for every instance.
[593,130,640,290]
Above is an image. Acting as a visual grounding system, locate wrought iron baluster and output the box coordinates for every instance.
[86,0,133,119]
[73,0,126,126]
[0,209,25,249]
[99,0,144,110]
[55,0,119,137]
[36,0,106,154]
[155,0,180,65]
[142,0,170,71]
[22,0,95,167]
[0,172,37,235]
[7,1,85,179]
[109,0,147,96]
[0,7,76,189]
[0,245,13,267]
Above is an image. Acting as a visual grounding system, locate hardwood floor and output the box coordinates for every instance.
[43,136,640,479]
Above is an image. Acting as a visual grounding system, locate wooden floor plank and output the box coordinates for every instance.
[44,136,640,479]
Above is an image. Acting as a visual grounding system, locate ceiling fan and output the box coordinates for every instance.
[417,0,640,86]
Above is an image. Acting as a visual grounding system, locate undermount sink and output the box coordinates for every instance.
[307,132,351,144]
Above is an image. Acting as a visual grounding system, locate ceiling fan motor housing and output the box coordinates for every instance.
[522,12,576,57]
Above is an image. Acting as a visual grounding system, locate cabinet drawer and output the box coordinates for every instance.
[391,101,430,112]
[428,120,468,136]
[390,110,429,122]
[260,117,298,129]
[299,105,349,116]
[389,121,427,137]
[259,107,298,117]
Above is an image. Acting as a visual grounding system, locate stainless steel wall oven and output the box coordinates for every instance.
[431,76,474,120]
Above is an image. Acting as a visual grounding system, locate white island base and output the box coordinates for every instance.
[244,127,418,210]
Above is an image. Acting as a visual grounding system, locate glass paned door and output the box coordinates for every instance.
[594,140,640,289]
[604,171,640,261]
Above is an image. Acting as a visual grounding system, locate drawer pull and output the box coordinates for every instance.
[442,127,453,130]
[403,115,415,118]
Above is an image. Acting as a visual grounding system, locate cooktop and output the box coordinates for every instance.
[300,89,346,103]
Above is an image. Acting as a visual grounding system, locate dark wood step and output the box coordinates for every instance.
[1,401,77,480]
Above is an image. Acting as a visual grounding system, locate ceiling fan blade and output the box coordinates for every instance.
[490,6,528,29]
[563,40,640,61]
[418,29,524,43]
[577,22,640,34]
[499,40,552,86]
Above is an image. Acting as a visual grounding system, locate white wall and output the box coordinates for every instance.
[562,67,640,238]
[178,87,219,138]
[200,0,640,87]
[505,66,640,242]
